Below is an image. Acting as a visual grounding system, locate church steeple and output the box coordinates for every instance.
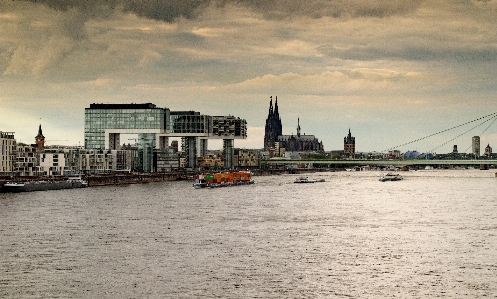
[297,117,301,137]
[35,124,45,148]
[344,128,355,158]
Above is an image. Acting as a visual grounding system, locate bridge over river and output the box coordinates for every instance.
[264,159,497,166]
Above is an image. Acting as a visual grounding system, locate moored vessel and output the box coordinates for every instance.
[1,177,88,192]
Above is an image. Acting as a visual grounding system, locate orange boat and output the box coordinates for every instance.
[193,171,254,188]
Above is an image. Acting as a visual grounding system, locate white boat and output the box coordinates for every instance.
[379,173,403,182]
[294,176,325,183]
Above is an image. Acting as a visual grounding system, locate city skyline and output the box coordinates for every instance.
[1,1,497,152]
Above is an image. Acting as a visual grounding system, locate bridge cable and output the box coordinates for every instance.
[384,111,497,152]
[429,114,497,153]
[463,114,497,152]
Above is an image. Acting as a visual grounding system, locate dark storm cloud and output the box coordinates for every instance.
[21,0,426,22]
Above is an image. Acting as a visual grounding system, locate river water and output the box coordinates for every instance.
[1,170,497,298]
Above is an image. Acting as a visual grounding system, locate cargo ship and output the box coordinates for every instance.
[193,171,254,188]
[1,177,88,192]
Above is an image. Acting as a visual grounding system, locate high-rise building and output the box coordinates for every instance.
[453,145,458,154]
[264,96,282,150]
[344,129,356,158]
[472,136,480,157]
[0,131,16,173]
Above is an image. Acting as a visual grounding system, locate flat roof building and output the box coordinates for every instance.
[1,131,16,173]
[84,103,247,171]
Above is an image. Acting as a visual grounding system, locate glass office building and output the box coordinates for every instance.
[84,103,247,171]
[169,111,211,135]
[84,103,168,149]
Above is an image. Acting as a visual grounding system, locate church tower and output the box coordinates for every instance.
[263,96,282,150]
[344,128,355,158]
[297,117,301,137]
[35,124,45,149]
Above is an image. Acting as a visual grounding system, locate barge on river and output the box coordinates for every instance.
[193,171,254,188]
[1,177,88,192]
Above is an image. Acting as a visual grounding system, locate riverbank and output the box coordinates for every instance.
[0,169,333,189]
[0,171,195,189]
[2,168,494,190]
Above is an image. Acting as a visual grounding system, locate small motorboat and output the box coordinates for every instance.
[379,173,403,182]
[294,176,325,183]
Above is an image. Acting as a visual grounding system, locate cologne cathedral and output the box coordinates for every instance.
[264,97,324,152]
[264,96,283,150]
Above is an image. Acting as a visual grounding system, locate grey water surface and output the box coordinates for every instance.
[1,170,496,298]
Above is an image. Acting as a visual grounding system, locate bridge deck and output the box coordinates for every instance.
[265,159,497,165]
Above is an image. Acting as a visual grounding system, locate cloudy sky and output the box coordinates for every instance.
[1,0,497,153]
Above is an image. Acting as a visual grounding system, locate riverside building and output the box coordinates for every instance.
[344,129,356,158]
[472,136,480,157]
[0,131,16,174]
[484,144,492,156]
[84,103,247,171]
[264,97,324,154]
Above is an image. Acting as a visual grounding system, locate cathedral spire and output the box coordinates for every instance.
[269,96,273,115]
[264,96,282,151]
[274,96,279,118]
[297,117,301,137]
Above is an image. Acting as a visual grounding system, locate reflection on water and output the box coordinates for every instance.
[1,170,497,298]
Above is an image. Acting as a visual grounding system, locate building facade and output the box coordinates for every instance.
[344,129,356,158]
[1,131,16,174]
[197,155,224,170]
[472,136,480,157]
[16,145,39,176]
[484,144,492,156]
[155,148,180,172]
[85,103,168,150]
[234,148,261,168]
[85,103,247,171]
[277,118,324,152]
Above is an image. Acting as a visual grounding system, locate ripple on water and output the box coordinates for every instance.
[1,170,496,298]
